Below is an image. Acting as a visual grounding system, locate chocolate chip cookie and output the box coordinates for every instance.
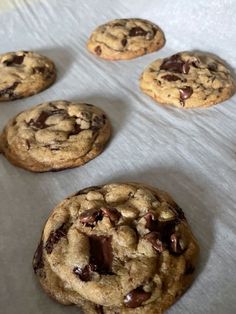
[0,101,111,172]
[0,51,56,101]
[140,51,236,108]
[87,19,165,60]
[33,183,199,313]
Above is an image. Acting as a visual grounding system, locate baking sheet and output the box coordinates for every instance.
[0,0,236,313]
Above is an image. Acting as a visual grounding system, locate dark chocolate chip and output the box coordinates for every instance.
[0,82,19,98]
[32,66,46,74]
[73,264,97,282]
[33,240,44,273]
[3,55,25,66]
[144,212,158,231]
[95,46,102,55]
[129,27,147,37]
[79,209,103,227]
[171,204,186,220]
[161,74,181,82]
[101,207,121,224]
[45,221,71,254]
[69,123,82,136]
[144,232,165,253]
[170,233,186,255]
[89,235,113,275]
[124,287,151,308]
[184,261,195,275]
[160,54,190,74]
[179,86,193,104]
[28,111,51,129]
[208,63,217,72]
[95,305,105,314]
[75,186,101,195]
[121,38,127,47]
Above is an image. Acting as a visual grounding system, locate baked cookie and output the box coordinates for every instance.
[87,18,165,60]
[0,101,111,172]
[140,51,236,108]
[0,50,56,101]
[33,183,199,313]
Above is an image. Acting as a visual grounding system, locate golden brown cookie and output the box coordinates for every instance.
[33,183,199,313]
[87,18,165,60]
[140,51,236,108]
[0,51,56,100]
[0,101,111,172]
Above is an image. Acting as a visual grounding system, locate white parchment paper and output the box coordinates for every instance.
[0,0,236,313]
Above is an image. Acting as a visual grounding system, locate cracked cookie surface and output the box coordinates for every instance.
[33,183,199,313]
[0,100,111,172]
[87,18,165,60]
[0,51,56,100]
[140,51,236,108]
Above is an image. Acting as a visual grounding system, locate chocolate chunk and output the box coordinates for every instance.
[129,27,147,37]
[79,209,103,227]
[170,233,186,255]
[32,66,46,74]
[45,221,71,254]
[161,74,181,82]
[89,235,113,275]
[144,232,165,253]
[0,82,19,98]
[75,186,101,195]
[95,46,102,55]
[3,55,25,66]
[208,63,217,72]
[160,54,190,74]
[69,123,82,136]
[28,111,51,129]
[73,264,97,282]
[179,86,193,104]
[172,204,186,220]
[124,287,151,308]
[144,212,158,231]
[101,207,121,224]
[184,261,195,275]
[95,305,105,314]
[33,240,44,273]
[121,38,127,47]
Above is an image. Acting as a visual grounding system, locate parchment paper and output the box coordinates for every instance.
[0,1,236,313]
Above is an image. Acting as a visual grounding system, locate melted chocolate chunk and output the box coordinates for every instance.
[95,305,105,314]
[33,240,44,273]
[89,235,113,275]
[101,207,121,224]
[69,123,82,136]
[170,233,186,255]
[161,74,181,82]
[144,212,158,231]
[121,38,127,47]
[144,232,164,252]
[79,209,103,227]
[160,54,190,74]
[184,261,195,275]
[45,221,71,254]
[208,62,217,72]
[28,111,51,129]
[75,186,101,195]
[129,27,147,37]
[179,86,193,105]
[172,204,186,220]
[124,287,151,308]
[32,66,46,74]
[3,55,25,66]
[73,264,97,282]
[0,82,19,97]
[95,46,102,55]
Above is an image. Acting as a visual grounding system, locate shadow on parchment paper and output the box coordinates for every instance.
[70,94,131,139]
[36,46,75,82]
[101,166,217,277]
